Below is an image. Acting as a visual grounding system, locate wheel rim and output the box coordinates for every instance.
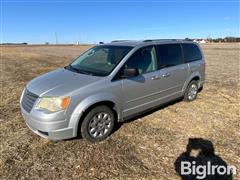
[188,84,198,100]
[88,112,112,138]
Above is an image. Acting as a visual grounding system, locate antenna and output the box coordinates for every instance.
[79,33,81,45]
[55,32,58,44]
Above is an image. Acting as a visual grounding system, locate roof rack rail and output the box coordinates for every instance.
[143,39,183,42]
[111,40,130,43]
[142,39,153,42]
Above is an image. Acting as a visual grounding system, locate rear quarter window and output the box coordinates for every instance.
[182,43,202,62]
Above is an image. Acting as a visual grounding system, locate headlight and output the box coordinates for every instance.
[36,96,70,112]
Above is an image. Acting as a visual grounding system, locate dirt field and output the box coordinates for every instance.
[0,43,239,179]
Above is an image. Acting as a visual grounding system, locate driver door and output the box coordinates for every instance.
[120,46,160,117]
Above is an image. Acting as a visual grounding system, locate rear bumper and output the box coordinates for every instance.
[20,106,75,140]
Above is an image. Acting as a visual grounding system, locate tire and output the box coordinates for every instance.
[80,105,115,142]
[184,80,199,102]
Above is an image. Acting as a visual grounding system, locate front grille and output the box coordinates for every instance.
[21,89,39,113]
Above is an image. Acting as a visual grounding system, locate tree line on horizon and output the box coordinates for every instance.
[185,36,240,42]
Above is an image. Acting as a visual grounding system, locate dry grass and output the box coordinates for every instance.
[0,43,239,179]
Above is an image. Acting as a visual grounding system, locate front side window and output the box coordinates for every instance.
[69,45,132,76]
[124,46,157,75]
[156,44,183,68]
[182,43,202,62]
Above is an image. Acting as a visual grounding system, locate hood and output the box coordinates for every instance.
[27,68,101,97]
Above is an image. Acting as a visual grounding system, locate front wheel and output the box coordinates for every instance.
[184,80,199,101]
[80,105,115,142]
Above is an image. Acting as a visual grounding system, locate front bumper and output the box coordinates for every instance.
[20,106,75,140]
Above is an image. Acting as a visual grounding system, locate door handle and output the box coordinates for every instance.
[151,75,161,80]
[162,73,170,78]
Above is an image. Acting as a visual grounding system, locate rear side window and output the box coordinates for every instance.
[182,43,202,62]
[156,44,183,68]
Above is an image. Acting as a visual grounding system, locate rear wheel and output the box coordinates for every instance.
[184,80,199,101]
[81,105,115,142]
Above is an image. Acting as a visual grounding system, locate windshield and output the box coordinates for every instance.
[68,45,132,76]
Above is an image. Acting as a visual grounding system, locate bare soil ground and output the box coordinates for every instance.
[0,43,239,179]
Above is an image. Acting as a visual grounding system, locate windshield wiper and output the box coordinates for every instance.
[161,64,175,68]
[64,64,79,73]
[65,65,93,75]
[77,69,93,75]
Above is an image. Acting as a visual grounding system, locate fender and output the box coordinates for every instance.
[68,92,121,137]
[182,72,201,93]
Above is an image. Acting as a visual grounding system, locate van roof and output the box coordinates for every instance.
[103,39,195,47]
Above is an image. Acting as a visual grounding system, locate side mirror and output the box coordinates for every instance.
[122,68,139,78]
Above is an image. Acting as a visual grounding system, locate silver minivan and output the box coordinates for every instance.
[20,39,205,142]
